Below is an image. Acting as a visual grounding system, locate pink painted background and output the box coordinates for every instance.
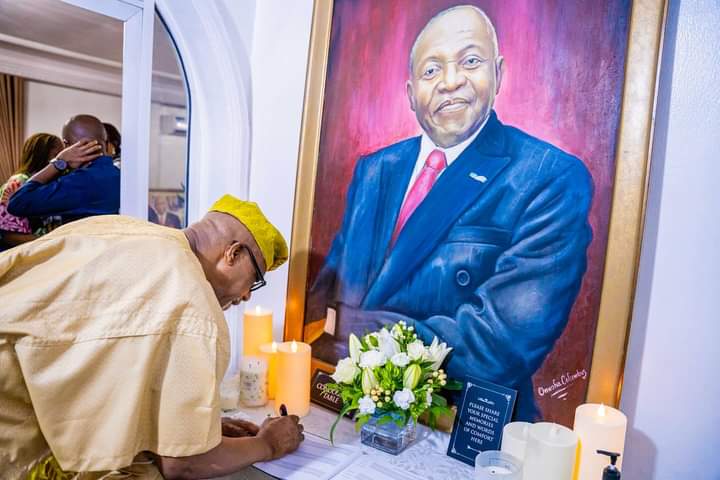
[306,0,631,427]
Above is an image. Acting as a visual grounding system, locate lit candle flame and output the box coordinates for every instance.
[598,403,606,417]
[271,341,278,353]
[255,305,262,314]
[291,340,298,353]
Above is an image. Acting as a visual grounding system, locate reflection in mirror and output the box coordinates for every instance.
[0,0,122,251]
[147,11,188,229]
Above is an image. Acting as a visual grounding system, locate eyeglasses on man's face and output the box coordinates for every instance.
[241,244,266,292]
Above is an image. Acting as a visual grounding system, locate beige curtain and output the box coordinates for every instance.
[0,74,25,182]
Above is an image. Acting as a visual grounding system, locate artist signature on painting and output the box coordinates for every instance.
[537,369,588,401]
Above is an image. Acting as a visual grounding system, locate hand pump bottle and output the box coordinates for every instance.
[596,450,621,480]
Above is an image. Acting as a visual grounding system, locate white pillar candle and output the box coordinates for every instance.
[238,356,268,407]
[501,422,532,462]
[259,341,279,399]
[573,404,627,480]
[523,423,578,480]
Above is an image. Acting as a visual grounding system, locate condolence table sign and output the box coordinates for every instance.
[447,377,517,466]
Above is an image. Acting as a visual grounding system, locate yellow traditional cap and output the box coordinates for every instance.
[210,195,288,271]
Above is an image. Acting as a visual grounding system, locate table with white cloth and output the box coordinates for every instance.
[216,403,474,480]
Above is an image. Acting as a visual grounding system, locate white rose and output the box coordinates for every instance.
[358,395,376,415]
[359,349,387,369]
[331,357,360,384]
[407,340,425,360]
[377,328,401,359]
[424,336,453,370]
[390,352,410,367]
[393,388,416,410]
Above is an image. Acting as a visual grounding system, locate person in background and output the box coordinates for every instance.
[8,114,120,226]
[0,133,62,250]
[103,122,122,168]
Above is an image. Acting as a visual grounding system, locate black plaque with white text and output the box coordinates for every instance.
[447,377,517,466]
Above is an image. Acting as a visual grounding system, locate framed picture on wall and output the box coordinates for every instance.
[285,0,667,426]
[148,189,186,229]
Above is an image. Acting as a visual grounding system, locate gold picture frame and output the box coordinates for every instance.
[285,0,668,409]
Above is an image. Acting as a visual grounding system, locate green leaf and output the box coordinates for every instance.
[330,403,355,445]
[432,393,447,407]
[368,335,379,348]
[444,379,463,390]
[355,414,370,432]
[428,408,437,430]
[377,414,394,426]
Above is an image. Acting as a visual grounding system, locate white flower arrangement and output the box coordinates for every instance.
[328,322,462,442]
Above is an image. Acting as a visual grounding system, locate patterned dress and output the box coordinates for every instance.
[0,173,62,239]
[0,173,32,234]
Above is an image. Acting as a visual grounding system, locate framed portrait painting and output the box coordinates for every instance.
[286,0,667,426]
[148,189,186,229]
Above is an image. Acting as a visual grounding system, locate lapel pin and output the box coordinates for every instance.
[469,172,487,183]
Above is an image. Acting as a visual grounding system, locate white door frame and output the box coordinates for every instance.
[155,0,254,375]
[61,0,155,219]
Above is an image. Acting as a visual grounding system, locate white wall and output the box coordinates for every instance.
[148,102,187,191]
[245,0,314,341]
[619,1,720,478]
[24,80,121,138]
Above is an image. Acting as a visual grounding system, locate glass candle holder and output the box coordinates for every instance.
[360,412,416,455]
[239,356,268,407]
[475,450,523,480]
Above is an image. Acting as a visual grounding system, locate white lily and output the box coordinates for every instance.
[361,368,379,395]
[424,336,453,370]
[348,333,362,363]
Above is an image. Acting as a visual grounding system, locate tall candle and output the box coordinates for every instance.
[275,340,311,417]
[239,356,268,407]
[573,404,627,480]
[259,341,279,399]
[523,423,578,480]
[501,422,532,462]
[243,306,273,356]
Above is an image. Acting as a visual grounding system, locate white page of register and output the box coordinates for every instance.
[254,432,363,480]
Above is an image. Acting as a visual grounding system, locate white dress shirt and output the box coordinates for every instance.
[401,118,488,204]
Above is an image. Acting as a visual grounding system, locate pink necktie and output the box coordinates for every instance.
[390,149,447,247]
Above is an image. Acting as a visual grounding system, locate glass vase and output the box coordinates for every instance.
[360,412,416,455]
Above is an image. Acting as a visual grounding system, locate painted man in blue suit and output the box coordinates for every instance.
[306,5,593,421]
